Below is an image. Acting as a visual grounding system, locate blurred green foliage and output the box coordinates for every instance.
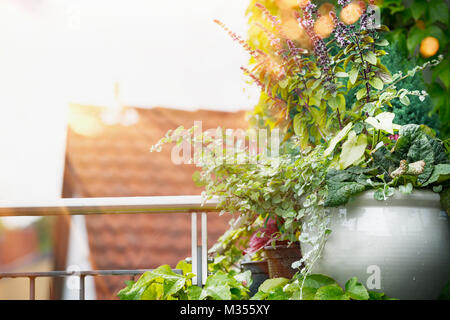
[345,40,441,133]
[378,0,449,138]
[246,0,449,138]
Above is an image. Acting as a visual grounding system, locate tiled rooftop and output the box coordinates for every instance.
[63,104,248,299]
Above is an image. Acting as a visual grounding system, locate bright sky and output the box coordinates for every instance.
[0,0,259,227]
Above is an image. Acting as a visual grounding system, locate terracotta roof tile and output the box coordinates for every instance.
[0,228,39,268]
[63,104,247,299]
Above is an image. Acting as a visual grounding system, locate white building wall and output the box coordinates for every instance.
[63,215,96,300]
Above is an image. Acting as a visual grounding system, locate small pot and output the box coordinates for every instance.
[264,241,302,279]
[240,260,270,296]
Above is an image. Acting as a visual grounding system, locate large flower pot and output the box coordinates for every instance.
[301,190,450,300]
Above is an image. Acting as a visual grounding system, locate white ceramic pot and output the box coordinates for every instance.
[301,190,450,300]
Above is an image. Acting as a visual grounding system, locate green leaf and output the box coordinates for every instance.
[376,39,389,47]
[344,43,355,54]
[324,167,374,207]
[300,274,338,289]
[436,60,450,89]
[410,0,427,20]
[353,122,364,135]
[293,113,305,136]
[368,291,393,300]
[356,87,367,100]
[335,72,348,78]
[265,287,291,300]
[315,285,348,300]
[187,285,203,300]
[117,269,161,300]
[361,102,377,116]
[364,51,377,65]
[385,186,395,197]
[429,0,449,24]
[365,112,396,134]
[200,271,232,300]
[422,164,450,186]
[117,280,135,300]
[328,94,346,118]
[176,260,192,276]
[345,277,370,300]
[279,78,289,88]
[407,27,426,53]
[369,77,384,90]
[339,131,368,169]
[234,270,253,288]
[374,188,385,201]
[163,275,186,298]
[324,122,353,157]
[349,66,359,85]
[399,95,410,106]
[250,291,269,300]
[141,283,164,300]
[148,265,186,298]
[343,54,355,70]
[259,278,289,293]
[399,182,413,194]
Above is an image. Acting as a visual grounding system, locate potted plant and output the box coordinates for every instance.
[152,0,450,299]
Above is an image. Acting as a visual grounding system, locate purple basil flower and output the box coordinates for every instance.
[338,0,351,7]
[360,8,376,31]
[334,21,351,47]
[305,3,317,16]
[313,38,331,74]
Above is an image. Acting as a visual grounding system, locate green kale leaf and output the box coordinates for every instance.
[372,146,400,180]
[407,136,434,183]
[324,167,376,207]
[422,164,450,187]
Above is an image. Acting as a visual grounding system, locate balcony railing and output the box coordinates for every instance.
[0,196,220,300]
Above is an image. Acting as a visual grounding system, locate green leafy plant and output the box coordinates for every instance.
[118,261,252,300]
[251,273,394,300]
[378,0,450,138]
[118,262,400,300]
[148,0,450,300]
[118,263,193,300]
[324,123,450,206]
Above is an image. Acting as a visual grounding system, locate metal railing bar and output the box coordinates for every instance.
[29,277,35,300]
[79,275,85,300]
[191,213,198,286]
[0,269,178,279]
[0,195,220,217]
[0,269,183,301]
[201,213,208,286]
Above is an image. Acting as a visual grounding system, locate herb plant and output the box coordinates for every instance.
[149,0,450,299]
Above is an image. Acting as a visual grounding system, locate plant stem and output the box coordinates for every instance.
[336,108,343,129]
[351,33,371,104]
